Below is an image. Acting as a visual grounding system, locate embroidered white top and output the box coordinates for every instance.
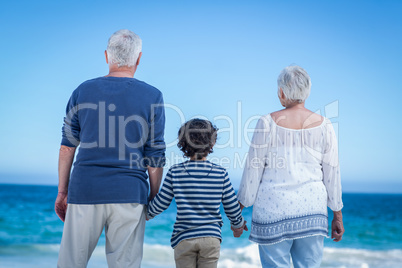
[237,114,343,245]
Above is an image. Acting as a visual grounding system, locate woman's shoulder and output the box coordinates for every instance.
[302,112,325,129]
[270,109,325,130]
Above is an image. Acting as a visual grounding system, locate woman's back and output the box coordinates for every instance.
[250,113,330,221]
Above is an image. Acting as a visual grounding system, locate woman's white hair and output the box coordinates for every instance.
[277,65,311,103]
[107,29,142,67]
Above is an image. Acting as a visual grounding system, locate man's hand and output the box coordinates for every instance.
[331,210,344,242]
[56,145,75,222]
[55,192,68,222]
[148,167,163,200]
[231,221,248,238]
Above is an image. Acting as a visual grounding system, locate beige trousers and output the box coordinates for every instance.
[57,203,146,268]
[174,237,221,268]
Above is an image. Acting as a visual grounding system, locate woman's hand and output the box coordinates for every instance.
[331,210,344,242]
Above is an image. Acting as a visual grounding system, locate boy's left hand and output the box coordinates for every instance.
[231,221,248,237]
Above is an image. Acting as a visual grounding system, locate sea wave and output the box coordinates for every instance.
[1,243,401,268]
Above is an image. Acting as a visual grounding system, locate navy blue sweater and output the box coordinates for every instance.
[61,77,166,204]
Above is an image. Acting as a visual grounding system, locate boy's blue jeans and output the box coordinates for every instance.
[258,236,324,268]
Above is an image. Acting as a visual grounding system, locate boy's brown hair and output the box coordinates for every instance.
[177,119,218,160]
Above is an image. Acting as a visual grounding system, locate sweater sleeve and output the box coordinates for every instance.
[222,171,244,229]
[147,169,174,219]
[322,119,343,211]
[144,92,166,167]
[61,91,80,147]
[237,115,270,207]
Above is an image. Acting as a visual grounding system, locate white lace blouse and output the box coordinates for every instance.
[237,114,343,245]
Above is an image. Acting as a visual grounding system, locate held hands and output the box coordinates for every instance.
[55,192,68,222]
[145,208,154,222]
[231,221,248,238]
[146,214,152,221]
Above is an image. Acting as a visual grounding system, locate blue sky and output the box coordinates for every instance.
[0,0,401,192]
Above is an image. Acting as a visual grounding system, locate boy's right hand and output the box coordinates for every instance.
[231,221,248,237]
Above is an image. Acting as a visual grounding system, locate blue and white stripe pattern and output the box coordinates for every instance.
[147,160,244,248]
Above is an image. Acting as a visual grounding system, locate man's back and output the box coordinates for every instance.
[62,76,165,204]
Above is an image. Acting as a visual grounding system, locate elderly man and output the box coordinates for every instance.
[55,29,165,268]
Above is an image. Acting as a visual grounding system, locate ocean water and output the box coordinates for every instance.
[0,184,402,268]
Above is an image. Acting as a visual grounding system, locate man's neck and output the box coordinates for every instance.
[105,65,136,78]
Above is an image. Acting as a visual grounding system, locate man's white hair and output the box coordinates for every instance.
[277,65,311,103]
[107,29,142,67]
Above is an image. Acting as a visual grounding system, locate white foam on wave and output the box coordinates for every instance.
[219,244,261,268]
[1,243,402,268]
[322,247,402,268]
[142,244,175,268]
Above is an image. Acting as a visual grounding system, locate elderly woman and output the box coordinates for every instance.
[237,65,344,267]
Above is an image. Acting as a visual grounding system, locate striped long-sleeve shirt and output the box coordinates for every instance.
[147,160,244,248]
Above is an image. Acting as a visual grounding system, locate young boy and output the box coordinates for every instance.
[147,119,247,268]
